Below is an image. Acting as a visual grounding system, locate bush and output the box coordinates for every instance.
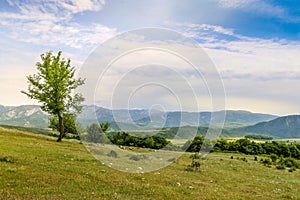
[270,154,278,163]
[107,150,118,158]
[186,153,201,172]
[108,132,170,150]
[86,124,105,143]
[279,157,299,169]
[261,158,272,165]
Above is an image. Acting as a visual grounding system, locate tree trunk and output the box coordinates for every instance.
[56,114,64,142]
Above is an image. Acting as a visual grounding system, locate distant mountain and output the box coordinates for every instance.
[79,106,277,130]
[234,115,300,138]
[0,105,48,128]
[0,105,278,130]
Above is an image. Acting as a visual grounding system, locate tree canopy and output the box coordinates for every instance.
[22,51,85,141]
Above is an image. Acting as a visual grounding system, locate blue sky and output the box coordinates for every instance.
[0,0,300,115]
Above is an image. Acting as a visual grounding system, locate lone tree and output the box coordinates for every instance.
[22,51,85,142]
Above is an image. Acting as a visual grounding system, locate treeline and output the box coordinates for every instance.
[55,122,300,160]
[59,122,171,150]
[107,132,170,149]
[245,134,273,140]
[185,136,300,159]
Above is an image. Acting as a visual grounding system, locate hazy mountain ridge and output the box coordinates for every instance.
[0,105,278,130]
[235,115,300,138]
[0,105,48,128]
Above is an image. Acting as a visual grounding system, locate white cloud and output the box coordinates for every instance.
[164,22,300,114]
[6,0,106,17]
[169,22,300,74]
[0,0,117,49]
[187,23,234,36]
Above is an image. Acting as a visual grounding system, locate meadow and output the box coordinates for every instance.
[0,126,299,200]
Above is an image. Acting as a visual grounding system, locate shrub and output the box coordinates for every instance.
[107,150,118,158]
[280,157,299,169]
[261,158,272,165]
[186,153,201,172]
[270,154,278,163]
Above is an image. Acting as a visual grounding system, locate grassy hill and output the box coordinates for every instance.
[0,126,299,199]
[235,115,300,138]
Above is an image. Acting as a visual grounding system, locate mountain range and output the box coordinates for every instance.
[1,104,299,138]
[0,104,277,129]
[0,105,48,128]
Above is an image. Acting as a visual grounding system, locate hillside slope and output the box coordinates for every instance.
[0,126,299,199]
[235,115,300,138]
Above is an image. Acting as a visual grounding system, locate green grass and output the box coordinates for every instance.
[0,127,299,199]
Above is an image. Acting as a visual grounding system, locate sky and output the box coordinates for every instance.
[0,0,300,115]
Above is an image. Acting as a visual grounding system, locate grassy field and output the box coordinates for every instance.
[0,127,299,200]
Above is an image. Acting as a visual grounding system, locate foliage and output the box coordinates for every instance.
[245,134,273,140]
[108,132,170,149]
[270,154,278,162]
[86,123,108,143]
[21,51,85,141]
[183,136,205,152]
[278,157,299,169]
[156,126,244,139]
[185,137,300,160]
[49,113,78,135]
[186,153,201,172]
[100,122,110,132]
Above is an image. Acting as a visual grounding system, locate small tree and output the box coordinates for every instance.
[22,51,85,142]
[87,123,102,143]
[86,123,109,143]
